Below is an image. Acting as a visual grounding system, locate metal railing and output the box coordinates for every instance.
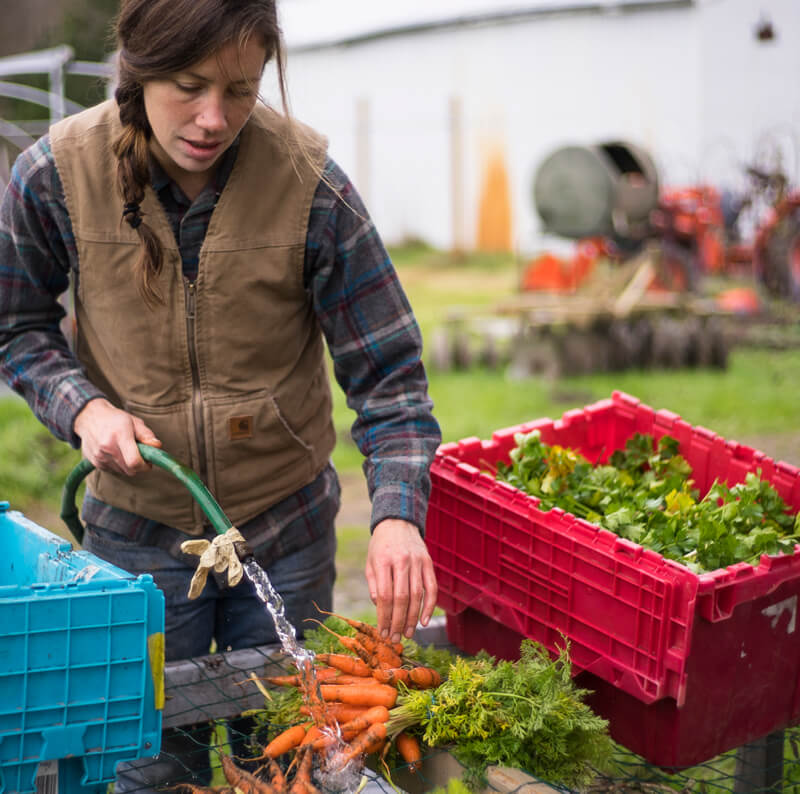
[0,45,115,187]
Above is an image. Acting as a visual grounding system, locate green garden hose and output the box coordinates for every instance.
[61,443,233,545]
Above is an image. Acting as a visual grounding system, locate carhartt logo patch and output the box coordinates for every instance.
[229,415,254,440]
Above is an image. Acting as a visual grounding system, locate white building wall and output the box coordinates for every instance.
[698,0,800,190]
[266,1,798,253]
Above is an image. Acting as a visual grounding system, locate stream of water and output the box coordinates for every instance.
[243,558,313,664]
[242,559,363,792]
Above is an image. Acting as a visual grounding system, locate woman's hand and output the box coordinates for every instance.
[366,518,438,644]
[73,397,162,475]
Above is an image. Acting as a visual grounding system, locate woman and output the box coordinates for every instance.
[0,0,441,788]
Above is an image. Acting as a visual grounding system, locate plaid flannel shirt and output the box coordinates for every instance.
[0,130,441,561]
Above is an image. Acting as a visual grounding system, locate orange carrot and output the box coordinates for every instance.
[288,745,319,794]
[313,653,372,677]
[371,667,412,686]
[408,666,442,689]
[356,632,403,669]
[265,757,287,792]
[301,703,370,722]
[263,668,340,687]
[330,674,382,686]
[313,605,385,642]
[308,621,373,665]
[294,658,332,727]
[373,644,403,669]
[312,705,390,750]
[219,752,278,793]
[307,666,342,680]
[339,705,391,738]
[262,723,310,759]
[301,725,324,747]
[395,731,423,773]
[263,674,303,687]
[320,683,398,708]
[352,630,403,657]
[335,722,388,767]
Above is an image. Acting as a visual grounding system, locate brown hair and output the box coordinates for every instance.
[112,0,289,305]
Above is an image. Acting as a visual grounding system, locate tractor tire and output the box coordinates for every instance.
[761,207,800,301]
[708,316,729,369]
[480,333,502,370]
[429,327,454,372]
[629,317,654,368]
[452,330,473,370]
[508,327,559,380]
[607,320,636,371]
[650,316,690,369]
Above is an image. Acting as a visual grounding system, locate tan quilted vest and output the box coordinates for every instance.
[50,100,336,534]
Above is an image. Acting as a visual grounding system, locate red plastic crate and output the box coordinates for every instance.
[425,391,800,768]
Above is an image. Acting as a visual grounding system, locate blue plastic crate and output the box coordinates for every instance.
[0,502,165,794]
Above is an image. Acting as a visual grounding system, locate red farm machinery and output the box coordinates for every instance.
[431,141,800,377]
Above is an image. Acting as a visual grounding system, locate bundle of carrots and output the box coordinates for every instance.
[170,610,443,793]
[257,610,442,776]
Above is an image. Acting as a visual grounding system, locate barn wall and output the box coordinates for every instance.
[266,0,799,252]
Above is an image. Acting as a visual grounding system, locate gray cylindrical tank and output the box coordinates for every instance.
[533,141,660,241]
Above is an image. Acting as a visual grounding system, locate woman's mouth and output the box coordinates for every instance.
[181,138,224,160]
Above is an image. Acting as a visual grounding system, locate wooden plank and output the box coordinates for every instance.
[162,643,287,729]
[389,752,561,794]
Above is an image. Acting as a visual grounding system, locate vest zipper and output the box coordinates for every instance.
[185,280,208,483]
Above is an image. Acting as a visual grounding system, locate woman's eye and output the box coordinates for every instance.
[176,82,201,93]
[229,85,256,98]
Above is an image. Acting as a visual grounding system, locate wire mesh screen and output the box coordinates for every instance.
[157,644,425,792]
[148,640,800,794]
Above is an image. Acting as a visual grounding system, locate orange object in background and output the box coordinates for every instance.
[476,149,513,252]
[715,286,761,314]
[521,237,607,292]
[521,252,571,291]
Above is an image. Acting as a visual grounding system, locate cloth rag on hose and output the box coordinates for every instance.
[181,527,246,599]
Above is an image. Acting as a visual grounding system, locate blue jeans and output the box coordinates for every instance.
[83,517,337,792]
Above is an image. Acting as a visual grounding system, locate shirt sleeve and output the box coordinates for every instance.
[304,158,442,534]
[0,136,104,446]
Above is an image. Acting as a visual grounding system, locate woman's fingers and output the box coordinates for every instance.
[366,519,439,643]
[74,398,161,475]
[419,556,438,627]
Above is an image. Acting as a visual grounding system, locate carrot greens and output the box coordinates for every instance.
[386,640,612,790]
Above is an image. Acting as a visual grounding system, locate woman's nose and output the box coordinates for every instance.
[196,93,227,133]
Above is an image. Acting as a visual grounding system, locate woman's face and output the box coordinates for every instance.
[143,37,266,198]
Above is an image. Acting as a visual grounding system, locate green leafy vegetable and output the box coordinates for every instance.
[248,683,304,746]
[302,615,355,653]
[496,430,800,573]
[387,640,612,790]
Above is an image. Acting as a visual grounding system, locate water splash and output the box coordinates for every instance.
[242,560,326,725]
[316,752,365,793]
[243,558,313,665]
[242,558,369,792]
